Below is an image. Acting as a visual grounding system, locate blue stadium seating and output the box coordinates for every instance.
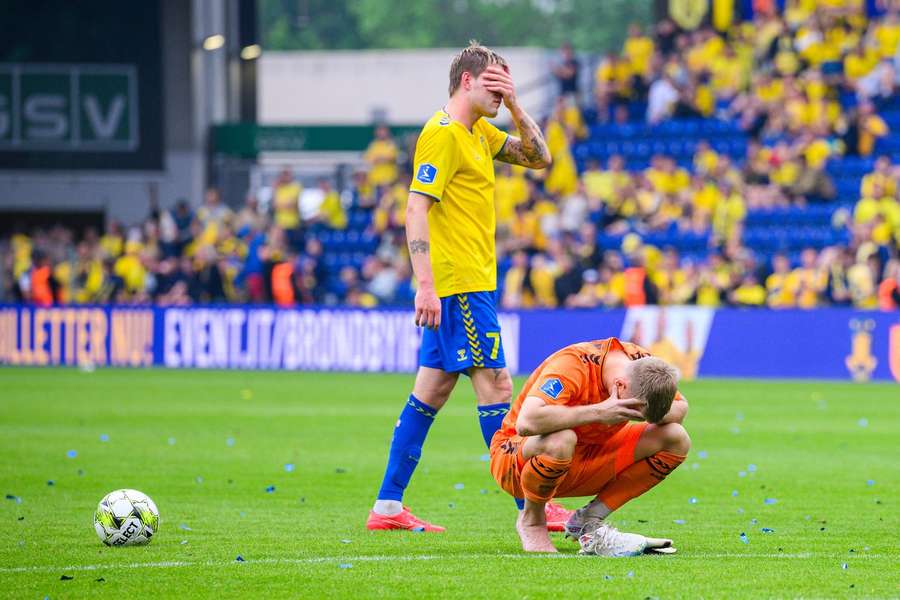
[569,103,891,267]
[323,101,897,277]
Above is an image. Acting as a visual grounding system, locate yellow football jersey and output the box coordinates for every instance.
[408,110,508,297]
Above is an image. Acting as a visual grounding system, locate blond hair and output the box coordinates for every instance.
[448,40,507,96]
[626,357,679,424]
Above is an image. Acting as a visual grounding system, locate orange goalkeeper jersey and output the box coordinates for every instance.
[499,337,681,445]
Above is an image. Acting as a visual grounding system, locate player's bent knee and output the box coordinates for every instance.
[541,429,577,459]
[660,423,691,455]
[413,369,459,410]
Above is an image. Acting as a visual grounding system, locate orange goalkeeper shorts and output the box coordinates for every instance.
[489,422,648,499]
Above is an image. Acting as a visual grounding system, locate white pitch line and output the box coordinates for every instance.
[0,552,883,574]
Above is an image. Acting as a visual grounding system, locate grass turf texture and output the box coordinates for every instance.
[0,368,897,599]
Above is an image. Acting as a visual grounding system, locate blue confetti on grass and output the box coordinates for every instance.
[340,539,351,544]
[764,498,778,505]
[180,540,188,545]
[697,450,708,459]
[747,464,757,472]
[739,532,749,544]
[761,528,775,533]
[732,490,739,497]
[226,437,235,447]
[339,563,352,569]
[195,476,204,484]
[603,575,613,581]
[841,563,848,570]
[178,523,192,531]
[626,571,634,578]
[47,480,54,486]
[284,463,295,473]
[751,518,758,524]
[411,526,425,532]
[866,479,875,486]
[99,434,109,442]
[738,471,747,478]
[480,454,490,462]
[689,497,698,504]
[66,450,77,459]
[857,418,868,427]
[265,485,276,493]
[167,437,176,446]
[454,483,465,490]
[673,519,686,525]
[236,555,245,562]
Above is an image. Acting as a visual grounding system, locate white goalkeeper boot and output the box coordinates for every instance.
[578,522,675,557]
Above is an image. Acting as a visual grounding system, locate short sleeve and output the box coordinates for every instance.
[409,125,459,202]
[525,353,587,406]
[481,119,509,158]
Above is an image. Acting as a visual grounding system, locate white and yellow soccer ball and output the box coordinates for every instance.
[94,489,160,546]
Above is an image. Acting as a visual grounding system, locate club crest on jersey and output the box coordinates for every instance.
[416,163,437,184]
[540,378,564,399]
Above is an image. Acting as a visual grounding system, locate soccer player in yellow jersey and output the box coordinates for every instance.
[367,42,556,532]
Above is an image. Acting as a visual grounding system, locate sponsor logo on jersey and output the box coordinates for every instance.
[539,377,563,399]
[416,163,437,184]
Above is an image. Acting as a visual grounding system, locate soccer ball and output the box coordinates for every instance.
[94,489,160,546]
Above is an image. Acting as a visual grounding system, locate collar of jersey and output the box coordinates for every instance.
[441,108,478,135]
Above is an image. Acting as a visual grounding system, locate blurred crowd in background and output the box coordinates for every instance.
[3,2,899,311]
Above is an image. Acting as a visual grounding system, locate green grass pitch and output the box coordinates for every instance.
[1,368,897,598]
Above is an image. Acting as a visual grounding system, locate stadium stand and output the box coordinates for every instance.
[2,5,899,311]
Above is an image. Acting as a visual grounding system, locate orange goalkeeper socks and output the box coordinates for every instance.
[520,455,572,503]
[596,450,686,511]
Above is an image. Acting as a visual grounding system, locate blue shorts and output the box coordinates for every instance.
[418,291,506,373]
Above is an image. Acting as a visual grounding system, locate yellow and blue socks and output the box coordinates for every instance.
[374,394,437,515]
[478,402,525,510]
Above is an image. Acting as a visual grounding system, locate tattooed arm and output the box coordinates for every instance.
[406,192,441,329]
[495,106,552,169]
[481,65,552,169]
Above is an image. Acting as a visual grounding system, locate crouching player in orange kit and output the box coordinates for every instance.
[490,337,690,555]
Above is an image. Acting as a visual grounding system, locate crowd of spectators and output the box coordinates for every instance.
[2,4,899,311]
